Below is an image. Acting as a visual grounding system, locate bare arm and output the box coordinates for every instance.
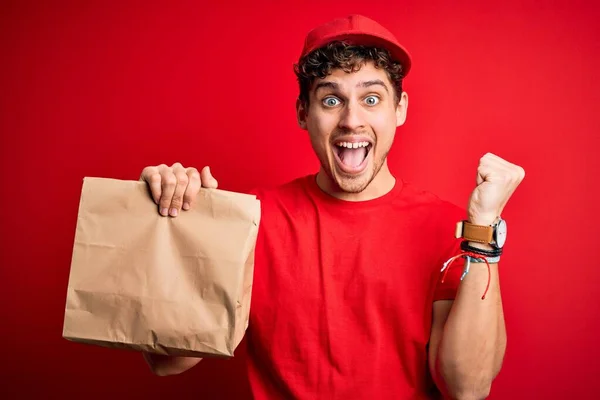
[143,353,203,376]
[428,261,506,399]
[428,153,523,398]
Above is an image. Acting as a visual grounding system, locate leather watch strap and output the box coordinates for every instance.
[455,221,494,244]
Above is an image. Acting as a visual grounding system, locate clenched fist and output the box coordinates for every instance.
[140,162,218,217]
[467,153,526,226]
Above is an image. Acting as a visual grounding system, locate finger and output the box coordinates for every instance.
[183,168,201,210]
[140,165,162,204]
[477,154,511,185]
[476,157,491,186]
[482,152,514,167]
[516,165,526,181]
[158,165,177,216]
[484,162,519,185]
[482,153,524,180]
[476,159,502,186]
[200,166,218,189]
[168,163,189,217]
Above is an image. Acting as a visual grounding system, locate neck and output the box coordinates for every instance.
[316,161,396,202]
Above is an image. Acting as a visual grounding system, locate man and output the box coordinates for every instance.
[140,15,525,399]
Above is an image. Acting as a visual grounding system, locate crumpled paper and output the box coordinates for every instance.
[62,177,261,358]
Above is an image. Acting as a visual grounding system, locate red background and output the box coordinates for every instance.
[1,0,598,398]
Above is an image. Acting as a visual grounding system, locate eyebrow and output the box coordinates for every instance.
[359,79,389,93]
[314,81,339,92]
[313,79,389,94]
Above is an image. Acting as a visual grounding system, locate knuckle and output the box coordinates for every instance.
[141,166,158,179]
[481,152,495,162]
[149,173,162,185]
[187,167,200,178]
[190,172,201,182]
[163,174,177,187]
[176,174,189,186]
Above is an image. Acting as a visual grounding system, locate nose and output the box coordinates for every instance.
[338,101,365,131]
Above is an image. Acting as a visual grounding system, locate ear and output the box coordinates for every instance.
[296,98,308,130]
[395,91,409,127]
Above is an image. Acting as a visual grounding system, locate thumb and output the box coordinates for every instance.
[476,162,495,186]
[201,166,219,189]
[476,170,484,186]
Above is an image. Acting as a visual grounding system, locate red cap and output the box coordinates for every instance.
[300,14,412,77]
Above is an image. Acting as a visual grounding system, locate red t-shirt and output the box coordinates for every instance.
[246,174,465,399]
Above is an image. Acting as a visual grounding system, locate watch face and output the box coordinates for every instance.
[495,219,508,248]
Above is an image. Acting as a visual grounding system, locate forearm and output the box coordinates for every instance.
[435,262,506,399]
[142,352,202,376]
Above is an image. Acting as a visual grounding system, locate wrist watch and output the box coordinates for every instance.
[455,216,507,249]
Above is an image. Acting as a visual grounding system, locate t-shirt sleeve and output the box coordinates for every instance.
[432,203,467,301]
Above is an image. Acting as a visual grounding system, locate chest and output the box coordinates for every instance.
[250,207,441,340]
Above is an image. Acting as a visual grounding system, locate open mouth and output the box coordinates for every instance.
[333,140,373,173]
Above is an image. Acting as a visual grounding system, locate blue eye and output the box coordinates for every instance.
[365,96,380,106]
[323,97,341,107]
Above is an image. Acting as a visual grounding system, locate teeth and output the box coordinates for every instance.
[336,141,370,148]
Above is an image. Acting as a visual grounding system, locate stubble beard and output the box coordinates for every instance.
[323,148,389,194]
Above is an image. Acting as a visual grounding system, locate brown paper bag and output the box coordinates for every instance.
[62,177,261,358]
